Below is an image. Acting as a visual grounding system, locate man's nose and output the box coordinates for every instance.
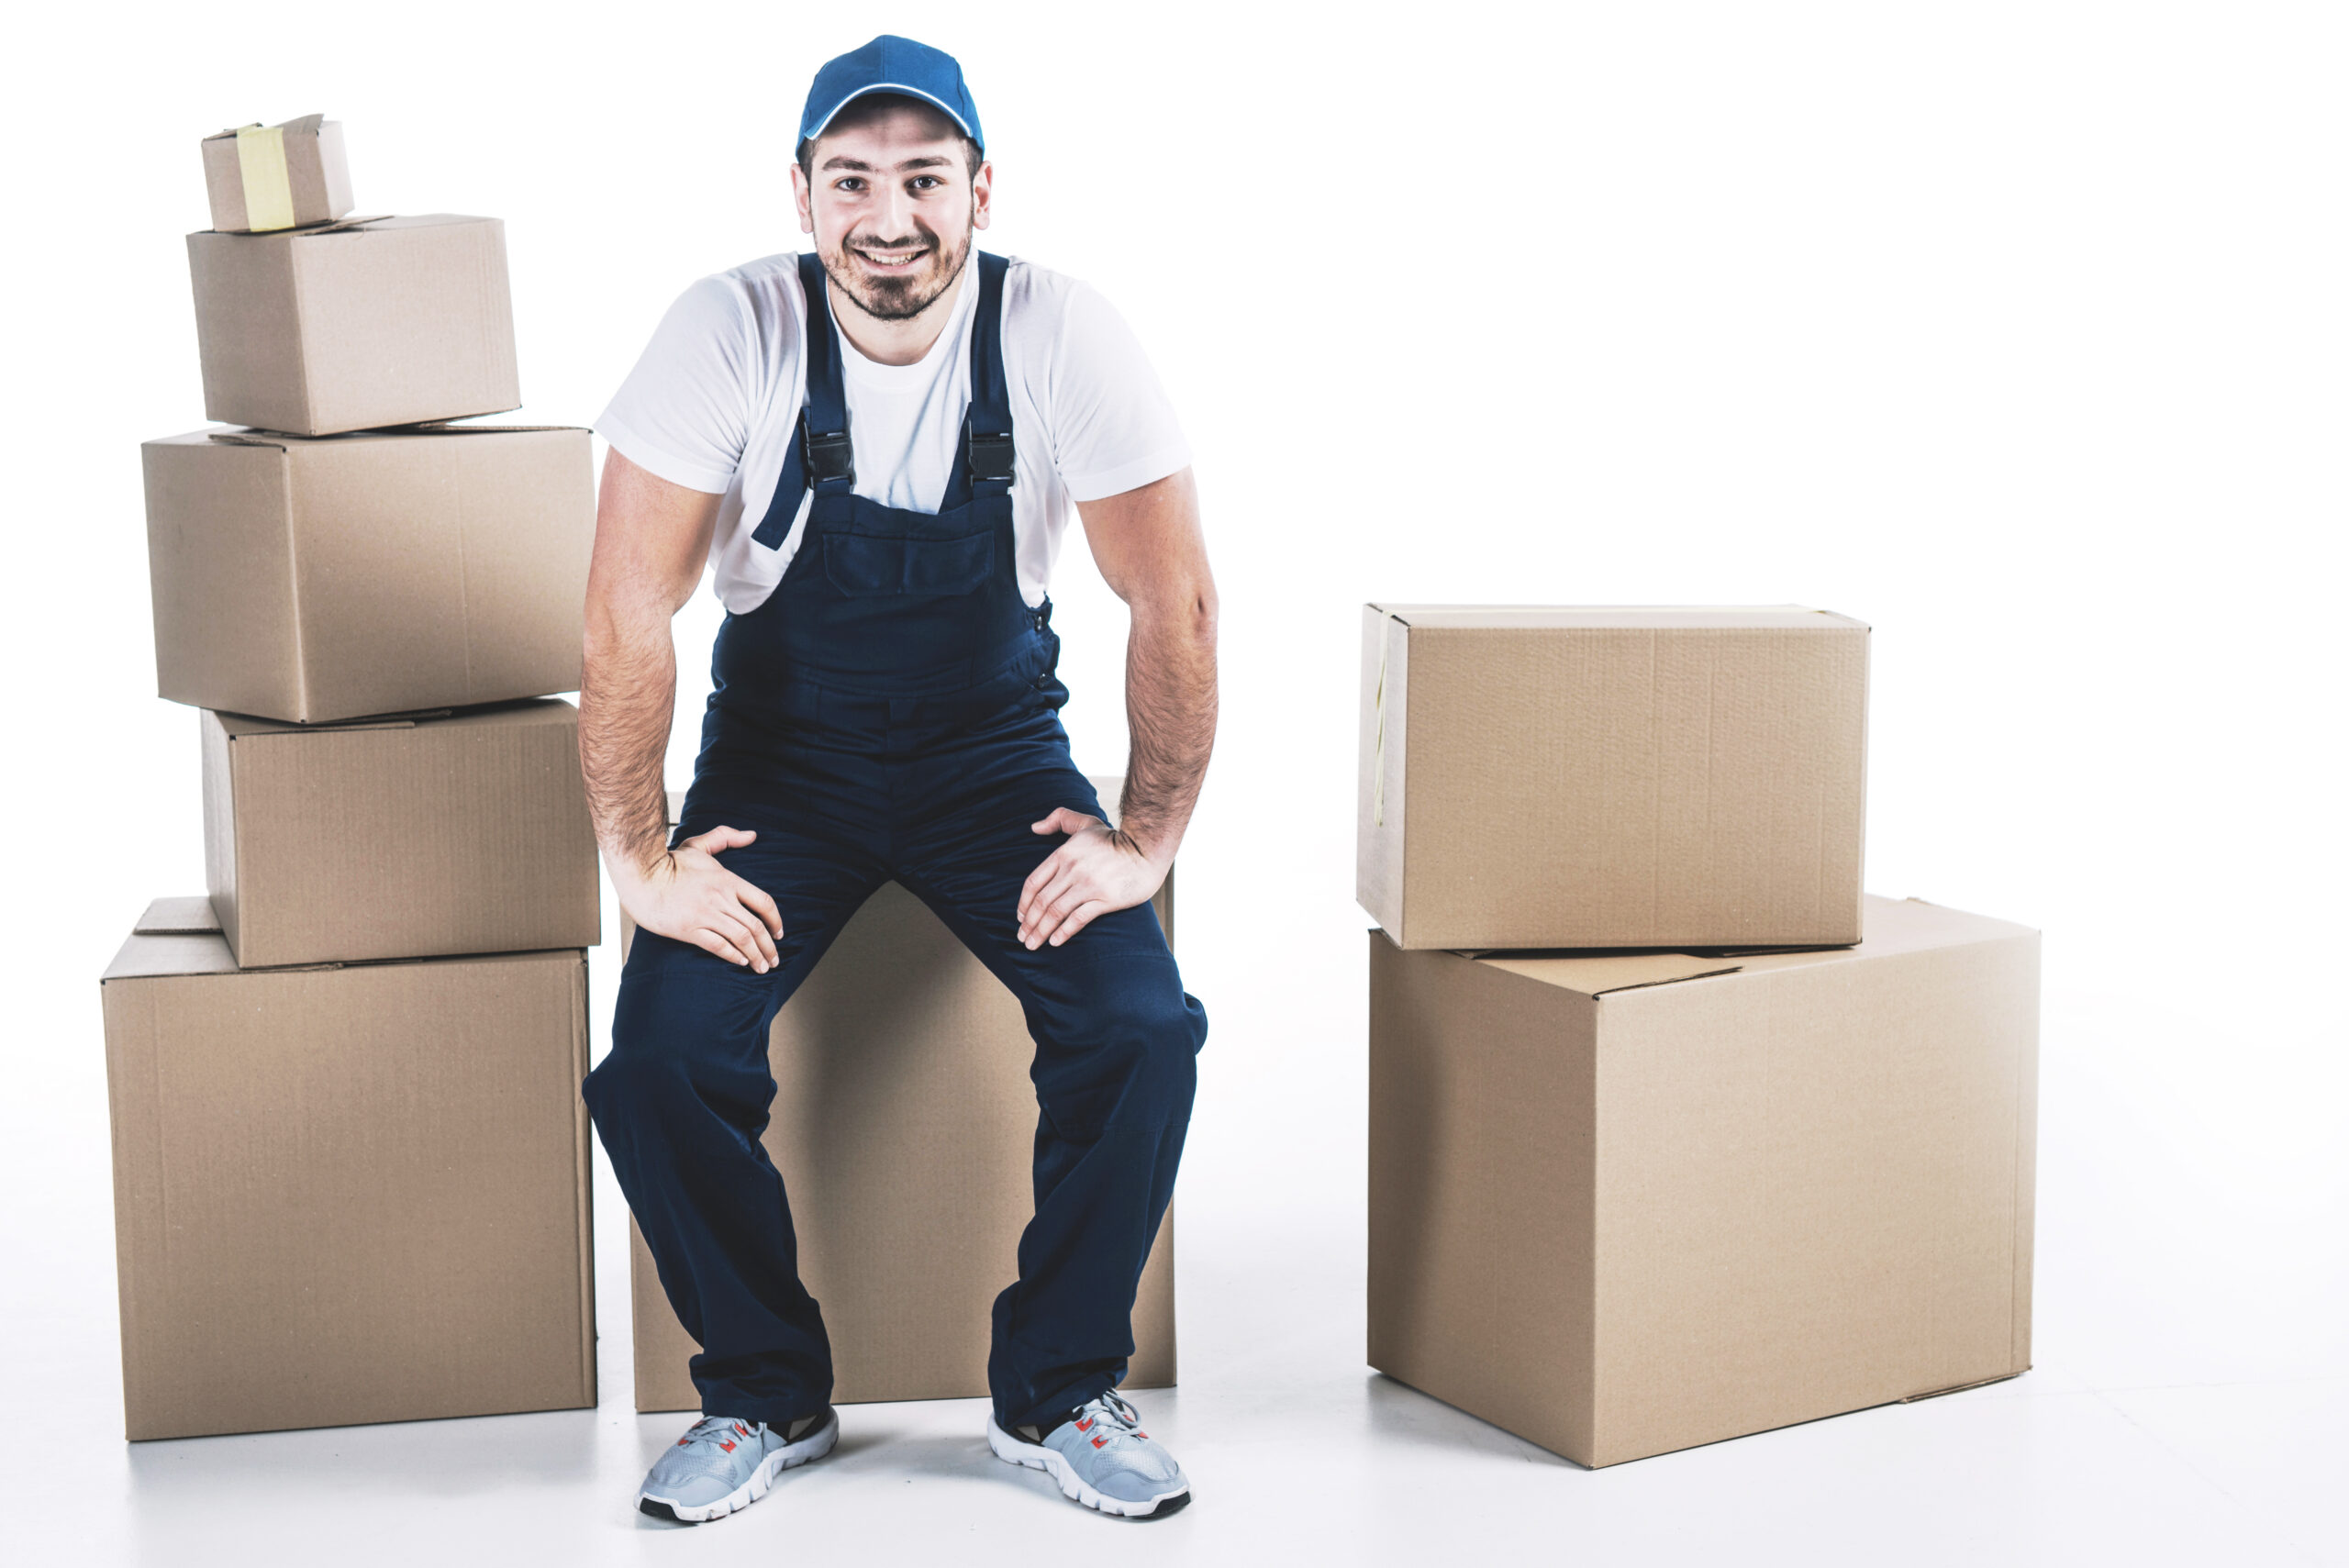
[871,183,917,241]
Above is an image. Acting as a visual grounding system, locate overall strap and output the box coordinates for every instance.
[751,254,854,548]
[963,251,1015,496]
[796,251,854,495]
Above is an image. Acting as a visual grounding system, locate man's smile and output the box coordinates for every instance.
[852,244,932,271]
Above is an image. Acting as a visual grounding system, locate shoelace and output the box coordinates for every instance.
[676,1415,762,1451]
[1073,1392,1148,1446]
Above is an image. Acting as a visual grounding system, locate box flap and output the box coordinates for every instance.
[1479,951,1748,996]
[407,422,590,436]
[1366,604,1867,632]
[205,114,326,144]
[103,928,239,982]
[286,214,484,239]
[214,709,420,738]
[135,896,222,936]
[1468,895,2031,998]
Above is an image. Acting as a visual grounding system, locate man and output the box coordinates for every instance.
[578,36,1216,1524]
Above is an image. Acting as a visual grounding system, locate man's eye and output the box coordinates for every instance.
[834,178,864,193]
[911,176,941,191]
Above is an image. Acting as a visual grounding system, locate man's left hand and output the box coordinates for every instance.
[1018,806,1168,950]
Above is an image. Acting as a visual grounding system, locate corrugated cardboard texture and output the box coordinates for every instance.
[200,116,351,232]
[186,215,518,434]
[625,780,1176,1410]
[202,700,598,969]
[1368,895,2039,1467]
[1358,605,1870,950]
[142,426,593,723]
[99,926,596,1440]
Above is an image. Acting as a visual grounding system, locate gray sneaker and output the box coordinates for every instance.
[986,1392,1190,1518]
[637,1408,838,1523]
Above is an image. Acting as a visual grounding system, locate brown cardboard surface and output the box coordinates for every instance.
[99,924,596,1440]
[142,426,593,723]
[203,699,598,968]
[1367,895,2039,1467]
[186,215,518,434]
[200,116,352,232]
[1358,604,1870,950]
[624,779,1176,1411]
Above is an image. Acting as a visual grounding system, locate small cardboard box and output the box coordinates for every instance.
[100,900,596,1441]
[624,784,1177,1411]
[186,214,520,435]
[203,699,599,969]
[1368,895,2039,1468]
[201,115,353,232]
[1359,606,1870,951]
[142,426,593,724]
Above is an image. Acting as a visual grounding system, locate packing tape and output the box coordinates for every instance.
[235,124,296,232]
[1373,630,1388,827]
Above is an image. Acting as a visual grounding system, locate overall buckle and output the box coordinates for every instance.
[967,428,1015,485]
[805,427,855,486]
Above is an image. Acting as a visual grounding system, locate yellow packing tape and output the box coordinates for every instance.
[235,124,295,232]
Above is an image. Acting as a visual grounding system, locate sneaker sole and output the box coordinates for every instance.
[639,1409,840,1524]
[985,1414,1191,1519]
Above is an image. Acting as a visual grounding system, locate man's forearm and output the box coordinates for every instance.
[580,601,678,881]
[1117,591,1218,864]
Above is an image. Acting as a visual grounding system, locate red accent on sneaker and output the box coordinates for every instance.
[1092,1435,1107,1448]
[1076,1417,1093,1432]
[719,1440,736,1451]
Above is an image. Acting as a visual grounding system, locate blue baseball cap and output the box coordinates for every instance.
[799,35,985,154]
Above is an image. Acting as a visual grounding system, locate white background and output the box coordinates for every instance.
[3,1,2343,1561]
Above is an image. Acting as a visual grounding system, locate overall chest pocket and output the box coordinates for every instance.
[822,528,996,596]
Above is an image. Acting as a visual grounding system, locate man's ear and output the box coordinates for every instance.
[972,161,994,231]
[791,161,815,236]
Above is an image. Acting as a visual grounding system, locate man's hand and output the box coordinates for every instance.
[616,826,785,973]
[1018,807,1168,951]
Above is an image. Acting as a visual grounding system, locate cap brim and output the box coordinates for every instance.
[803,83,979,147]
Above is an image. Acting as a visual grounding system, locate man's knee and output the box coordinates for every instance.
[1081,962,1207,1124]
[584,952,774,1131]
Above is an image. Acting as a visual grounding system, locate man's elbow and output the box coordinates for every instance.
[1136,577,1217,654]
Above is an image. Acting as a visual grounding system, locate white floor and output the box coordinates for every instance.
[6,960,2344,1565]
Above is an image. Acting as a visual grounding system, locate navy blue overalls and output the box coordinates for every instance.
[584,252,1207,1431]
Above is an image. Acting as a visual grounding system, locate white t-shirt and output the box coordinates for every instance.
[596,252,1191,614]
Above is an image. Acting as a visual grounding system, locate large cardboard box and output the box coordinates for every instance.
[186,214,520,435]
[201,115,353,232]
[142,426,593,724]
[100,899,596,1441]
[1367,895,2038,1468]
[1358,605,1869,950]
[624,784,1177,1411]
[203,699,599,969]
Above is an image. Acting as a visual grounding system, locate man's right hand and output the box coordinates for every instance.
[615,826,785,973]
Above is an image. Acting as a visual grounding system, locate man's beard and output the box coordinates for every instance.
[822,224,974,323]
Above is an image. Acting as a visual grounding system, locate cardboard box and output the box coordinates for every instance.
[203,699,599,969]
[625,783,1177,1410]
[142,425,593,724]
[201,115,353,232]
[1358,605,1870,951]
[186,215,519,434]
[100,899,596,1441]
[1367,894,2038,1468]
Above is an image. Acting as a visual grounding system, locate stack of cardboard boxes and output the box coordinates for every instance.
[1357,606,2040,1468]
[99,117,604,1441]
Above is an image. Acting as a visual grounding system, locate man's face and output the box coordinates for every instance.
[794,103,992,323]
